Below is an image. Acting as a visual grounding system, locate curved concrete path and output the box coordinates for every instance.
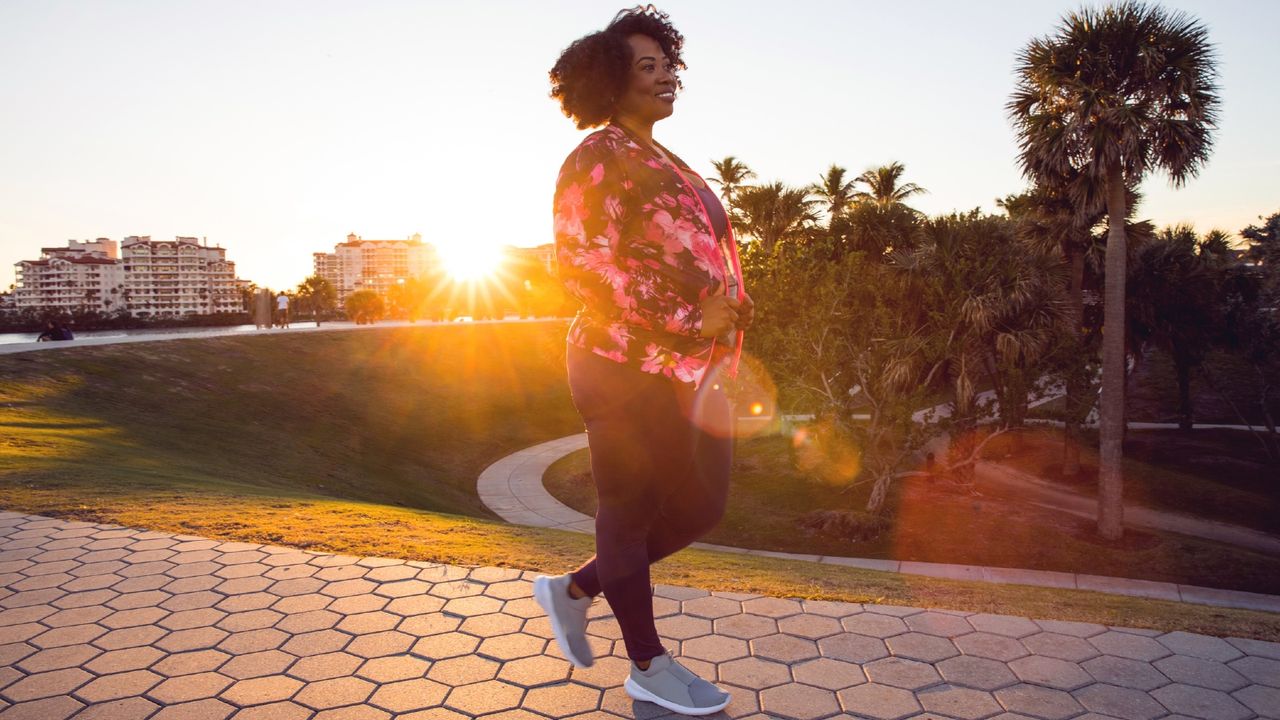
[4,511,1280,720]
[477,436,1280,615]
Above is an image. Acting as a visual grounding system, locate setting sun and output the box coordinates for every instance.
[439,240,503,281]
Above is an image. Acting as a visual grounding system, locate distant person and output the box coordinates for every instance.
[36,321,57,342]
[275,293,290,328]
[57,322,74,341]
[532,7,752,717]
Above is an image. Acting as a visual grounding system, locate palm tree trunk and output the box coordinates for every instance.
[1176,358,1193,431]
[1098,167,1127,541]
[1062,245,1086,477]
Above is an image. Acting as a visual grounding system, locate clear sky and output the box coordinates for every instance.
[2,0,1276,291]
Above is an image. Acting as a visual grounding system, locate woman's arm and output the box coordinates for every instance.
[554,141,705,338]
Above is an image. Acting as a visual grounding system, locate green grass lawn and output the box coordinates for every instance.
[3,324,1279,641]
[544,429,1280,596]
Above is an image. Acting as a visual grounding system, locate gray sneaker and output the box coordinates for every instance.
[624,651,731,716]
[532,573,594,667]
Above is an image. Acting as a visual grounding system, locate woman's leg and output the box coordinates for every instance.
[569,367,734,662]
[564,347,695,663]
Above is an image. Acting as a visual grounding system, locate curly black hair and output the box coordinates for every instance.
[549,5,686,129]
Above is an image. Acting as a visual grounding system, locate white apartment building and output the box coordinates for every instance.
[313,233,434,305]
[121,236,240,317]
[13,239,127,313]
[13,237,245,317]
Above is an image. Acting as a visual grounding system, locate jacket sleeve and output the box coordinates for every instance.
[554,141,704,338]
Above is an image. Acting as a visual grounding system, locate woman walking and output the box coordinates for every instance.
[534,6,753,716]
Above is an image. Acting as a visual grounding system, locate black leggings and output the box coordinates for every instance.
[565,344,733,663]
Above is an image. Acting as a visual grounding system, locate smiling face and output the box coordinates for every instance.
[614,33,677,126]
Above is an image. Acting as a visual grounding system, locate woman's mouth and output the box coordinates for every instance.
[656,90,676,102]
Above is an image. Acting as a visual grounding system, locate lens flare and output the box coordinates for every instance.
[439,241,503,281]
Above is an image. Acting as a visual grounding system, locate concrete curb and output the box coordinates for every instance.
[477,434,1280,615]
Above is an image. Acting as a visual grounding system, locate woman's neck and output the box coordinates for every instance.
[612,115,656,147]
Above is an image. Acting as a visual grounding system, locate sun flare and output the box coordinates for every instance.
[439,241,504,281]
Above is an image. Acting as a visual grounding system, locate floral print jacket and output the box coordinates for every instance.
[553,124,744,385]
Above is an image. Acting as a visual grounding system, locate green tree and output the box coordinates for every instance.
[345,290,385,325]
[853,162,926,210]
[708,156,755,210]
[1008,1,1220,539]
[809,164,857,225]
[734,182,819,254]
[295,275,337,325]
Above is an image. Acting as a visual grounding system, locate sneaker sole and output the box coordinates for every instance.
[624,677,731,716]
[532,576,592,668]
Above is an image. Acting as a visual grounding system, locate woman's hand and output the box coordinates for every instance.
[699,289,741,339]
[735,291,755,331]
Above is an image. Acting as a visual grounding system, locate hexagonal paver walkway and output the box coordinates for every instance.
[3,512,1279,720]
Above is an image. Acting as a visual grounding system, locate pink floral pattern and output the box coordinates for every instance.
[554,124,742,384]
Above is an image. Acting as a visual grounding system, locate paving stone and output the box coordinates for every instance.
[752,633,820,663]
[1008,655,1091,690]
[281,629,350,657]
[936,655,1018,691]
[1082,654,1172,691]
[294,676,376,710]
[777,614,844,640]
[102,606,169,629]
[152,648,232,677]
[478,632,547,661]
[426,655,500,685]
[2,667,92,702]
[682,595,742,620]
[759,681,840,719]
[865,657,944,691]
[73,669,163,703]
[458,612,523,638]
[220,649,295,680]
[886,632,959,663]
[837,682,922,720]
[15,644,100,673]
[719,656,792,689]
[288,652,364,682]
[1155,655,1249,691]
[1234,684,1280,718]
[149,697,236,720]
[399,613,461,638]
[843,612,910,639]
[917,684,1001,720]
[1089,630,1173,662]
[818,633,890,663]
[30,623,106,649]
[327,595,389,616]
[1034,619,1108,638]
[792,657,866,690]
[500,655,574,688]
[0,695,84,719]
[993,683,1083,720]
[1159,631,1246,663]
[220,675,305,706]
[905,611,974,638]
[346,630,414,659]
[1150,683,1252,720]
[411,631,480,660]
[367,677,449,713]
[84,645,164,674]
[1074,683,1168,720]
[1022,632,1099,662]
[1230,655,1280,688]
[218,628,289,655]
[654,614,712,641]
[93,625,167,650]
[521,682,604,717]
[714,614,777,640]
[1227,637,1280,660]
[443,679,525,715]
[568,655,630,690]
[355,654,431,683]
[149,671,235,703]
[69,696,161,720]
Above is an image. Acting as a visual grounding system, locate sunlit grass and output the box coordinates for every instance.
[2,325,1278,641]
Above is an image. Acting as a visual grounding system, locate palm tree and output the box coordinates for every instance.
[809,164,856,224]
[708,156,755,210]
[854,162,926,209]
[733,182,819,254]
[1009,1,1220,539]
